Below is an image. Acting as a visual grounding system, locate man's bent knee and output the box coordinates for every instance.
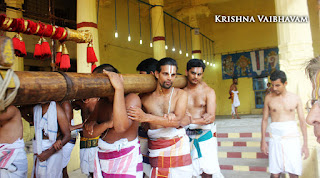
[289,173,298,178]
[201,173,212,178]
[271,173,281,178]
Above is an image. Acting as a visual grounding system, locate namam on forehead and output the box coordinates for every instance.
[164,65,176,77]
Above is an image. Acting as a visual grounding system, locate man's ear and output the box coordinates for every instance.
[150,71,155,75]
[185,70,188,76]
[155,71,159,79]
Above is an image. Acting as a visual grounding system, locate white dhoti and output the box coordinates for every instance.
[80,136,99,175]
[148,128,193,178]
[32,101,62,178]
[62,120,77,168]
[138,126,151,177]
[0,139,28,178]
[80,147,98,175]
[269,121,302,175]
[186,124,224,178]
[62,142,75,168]
[94,137,143,178]
[231,90,240,115]
[32,139,63,178]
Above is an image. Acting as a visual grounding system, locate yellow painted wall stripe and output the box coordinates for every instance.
[247,142,260,147]
[228,133,240,138]
[252,133,262,138]
[221,142,233,146]
[218,152,227,158]
[242,152,256,158]
[234,166,250,171]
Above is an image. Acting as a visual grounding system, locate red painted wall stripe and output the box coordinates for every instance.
[222,152,268,159]
[240,133,252,137]
[152,36,165,42]
[233,142,247,146]
[227,152,241,158]
[256,153,268,159]
[218,141,269,146]
[220,165,233,170]
[77,22,98,29]
[217,133,228,138]
[217,133,270,138]
[249,166,267,172]
[192,50,201,54]
[220,165,267,172]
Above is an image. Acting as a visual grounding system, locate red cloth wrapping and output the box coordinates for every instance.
[8,18,17,31]
[25,20,38,34]
[0,14,6,26]
[52,27,64,40]
[42,25,54,37]
[15,18,25,32]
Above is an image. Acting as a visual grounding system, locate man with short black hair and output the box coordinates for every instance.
[136,58,158,177]
[261,70,309,178]
[128,57,193,178]
[85,64,143,177]
[136,58,158,75]
[184,59,223,178]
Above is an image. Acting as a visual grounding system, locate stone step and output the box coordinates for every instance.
[218,151,268,159]
[219,146,261,152]
[219,158,268,167]
[218,140,268,147]
[221,170,270,178]
[216,132,269,138]
[217,137,269,142]
[218,146,268,159]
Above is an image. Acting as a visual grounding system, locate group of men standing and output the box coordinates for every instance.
[2,55,320,178]
[0,58,223,178]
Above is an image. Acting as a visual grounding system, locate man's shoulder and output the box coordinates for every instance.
[286,91,299,98]
[125,93,140,100]
[175,88,187,95]
[202,82,214,92]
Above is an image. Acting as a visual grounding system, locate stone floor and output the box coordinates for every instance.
[69,168,87,178]
[68,115,267,178]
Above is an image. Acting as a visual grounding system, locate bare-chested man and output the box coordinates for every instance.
[60,101,85,178]
[136,58,158,178]
[0,105,28,177]
[229,77,240,119]
[21,101,71,178]
[260,70,309,178]
[72,98,99,178]
[128,57,193,178]
[184,59,223,178]
[84,64,143,177]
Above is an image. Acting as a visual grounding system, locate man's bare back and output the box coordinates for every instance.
[84,69,141,144]
[0,106,23,144]
[266,92,300,122]
[93,93,141,143]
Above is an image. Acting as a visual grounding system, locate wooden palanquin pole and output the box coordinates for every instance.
[9,72,187,105]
